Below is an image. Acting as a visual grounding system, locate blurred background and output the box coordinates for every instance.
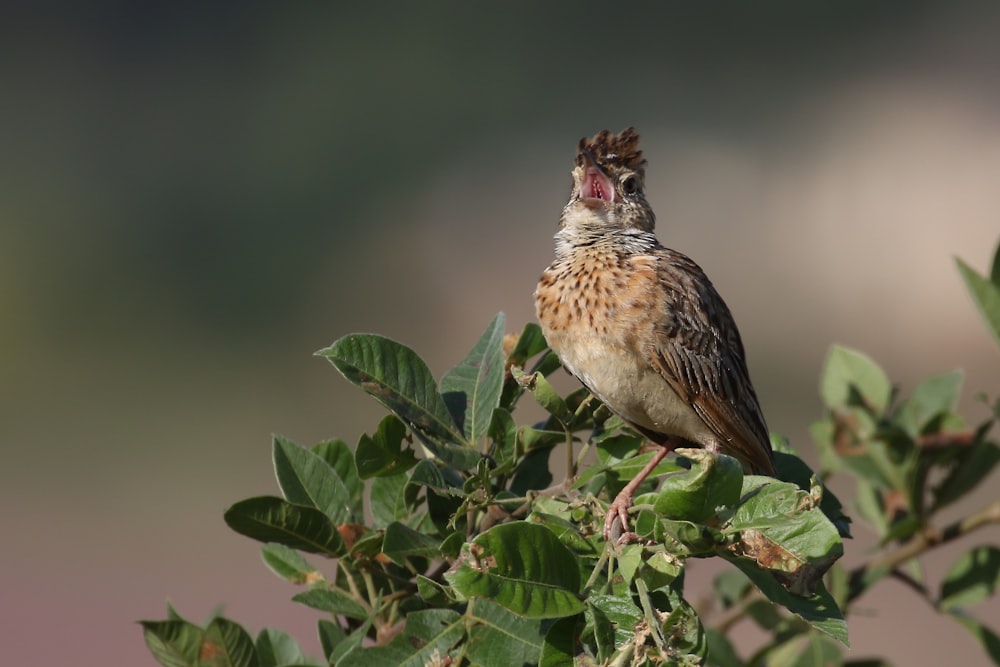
[3,2,1000,664]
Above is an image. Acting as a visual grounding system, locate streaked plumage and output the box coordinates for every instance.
[534,128,775,542]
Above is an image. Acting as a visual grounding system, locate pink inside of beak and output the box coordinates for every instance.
[583,167,614,203]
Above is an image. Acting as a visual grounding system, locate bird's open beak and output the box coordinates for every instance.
[578,150,615,205]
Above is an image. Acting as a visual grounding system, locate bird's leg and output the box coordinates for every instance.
[604,440,677,544]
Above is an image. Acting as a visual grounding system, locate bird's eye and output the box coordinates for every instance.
[621,175,639,195]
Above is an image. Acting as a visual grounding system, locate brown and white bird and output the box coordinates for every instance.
[534,127,776,543]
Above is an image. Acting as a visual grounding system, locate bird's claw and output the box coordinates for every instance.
[604,498,639,546]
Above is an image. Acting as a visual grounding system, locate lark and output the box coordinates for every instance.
[534,127,776,543]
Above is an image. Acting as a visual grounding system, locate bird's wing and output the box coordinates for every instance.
[643,251,775,475]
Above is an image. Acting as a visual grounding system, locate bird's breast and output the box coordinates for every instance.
[534,251,712,440]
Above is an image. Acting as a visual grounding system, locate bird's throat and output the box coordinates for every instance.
[582,166,614,203]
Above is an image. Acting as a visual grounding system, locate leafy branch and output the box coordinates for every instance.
[854,497,1000,589]
[139,243,1000,666]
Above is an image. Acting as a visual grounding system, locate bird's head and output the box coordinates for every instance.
[561,127,655,234]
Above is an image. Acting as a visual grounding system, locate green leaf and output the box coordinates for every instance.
[317,619,345,662]
[416,574,454,606]
[773,441,851,538]
[851,478,888,536]
[440,313,507,443]
[292,588,368,620]
[705,628,742,667]
[337,609,464,667]
[948,611,1000,665]
[528,511,599,556]
[272,436,353,523]
[724,478,844,598]
[940,545,1000,611]
[654,449,743,522]
[837,435,902,493]
[426,487,464,533]
[261,543,320,585]
[487,407,518,469]
[202,617,257,667]
[345,530,381,560]
[957,257,1000,349]
[657,518,716,556]
[638,550,682,591]
[932,437,1000,512]
[445,522,585,619]
[897,370,963,436]
[510,447,554,496]
[616,544,644,587]
[744,599,782,631]
[587,600,615,662]
[510,366,571,423]
[713,569,751,608]
[659,594,707,659]
[539,615,583,667]
[311,438,363,517]
[764,633,843,667]
[224,496,344,557]
[594,428,643,463]
[326,615,372,664]
[507,321,548,367]
[518,426,567,453]
[564,387,600,430]
[588,595,642,650]
[440,531,465,559]
[532,349,564,377]
[500,324,549,411]
[370,472,416,527]
[465,598,546,667]
[164,603,186,622]
[722,555,848,645]
[140,619,203,667]
[809,419,843,474]
[820,345,891,413]
[255,628,304,667]
[825,563,851,611]
[409,458,463,496]
[318,334,480,469]
[355,414,418,479]
[382,521,442,566]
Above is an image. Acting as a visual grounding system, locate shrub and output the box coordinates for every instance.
[141,245,1000,666]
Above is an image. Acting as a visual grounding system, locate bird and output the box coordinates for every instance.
[534,127,776,544]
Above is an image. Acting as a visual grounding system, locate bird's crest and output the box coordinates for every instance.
[576,127,647,175]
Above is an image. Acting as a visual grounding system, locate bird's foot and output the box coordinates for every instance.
[604,493,639,545]
[603,444,675,546]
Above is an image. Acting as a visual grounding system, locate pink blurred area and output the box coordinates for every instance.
[2,4,1000,665]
